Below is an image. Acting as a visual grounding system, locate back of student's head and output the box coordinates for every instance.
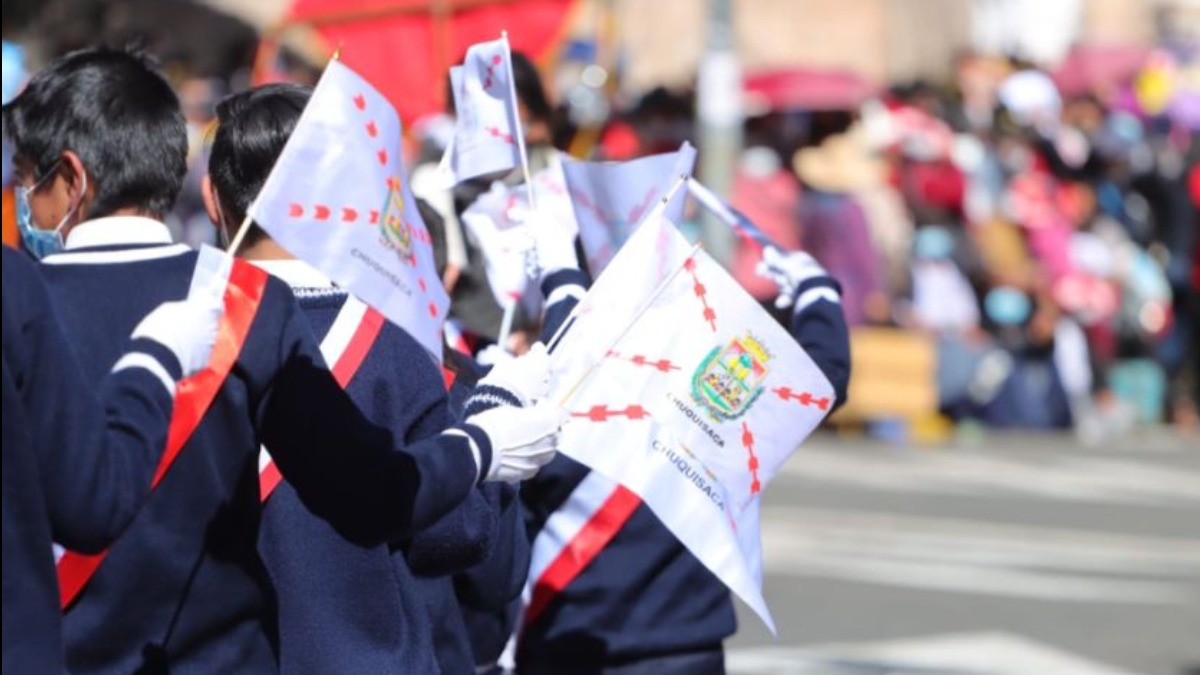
[208,83,312,246]
[1,46,187,219]
[510,51,551,125]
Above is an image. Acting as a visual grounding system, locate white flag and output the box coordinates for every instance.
[248,60,449,357]
[548,215,835,632]
[460,181,536,309]
[438,36,525,184]
[559,142,697,276]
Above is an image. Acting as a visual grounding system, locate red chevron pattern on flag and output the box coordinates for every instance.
[437,36,524,184]
[547,214,835,633]
[247,60,448,356]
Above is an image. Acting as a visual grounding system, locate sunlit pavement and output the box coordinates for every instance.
[727,430,1200,675]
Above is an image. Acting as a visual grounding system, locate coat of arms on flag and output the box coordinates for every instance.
[380,178,414,263]
[546,213,835,632]
[247,59,449,357]
[692,333,772,422]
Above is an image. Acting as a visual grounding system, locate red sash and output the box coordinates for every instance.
[523,475,642,628]
[57,258,268,609]
[258,299,384,501]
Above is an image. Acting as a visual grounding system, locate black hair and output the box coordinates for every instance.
[510,51,552,124]
[1,46,188,219]
[208,83,312,248]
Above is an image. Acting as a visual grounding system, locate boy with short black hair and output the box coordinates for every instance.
[4,46,561,673]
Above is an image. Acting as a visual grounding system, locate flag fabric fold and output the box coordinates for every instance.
[247,60,448,357]
[547,214,835,632]
[560,142,697,276]
[438,36,526,185]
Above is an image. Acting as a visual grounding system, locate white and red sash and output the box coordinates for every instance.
[257,297,384,501]
[523,472,642,628]
[58,251,269,609]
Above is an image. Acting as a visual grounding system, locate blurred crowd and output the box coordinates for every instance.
[717,52,1200,438]
[4,36,1198,439]
[579,50,1200,439]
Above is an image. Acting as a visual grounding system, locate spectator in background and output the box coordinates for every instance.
[792,122,889,326]
[729,145,802,309]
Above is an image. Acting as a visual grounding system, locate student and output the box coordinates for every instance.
[420,203,532,674]
[3,46,562,673]
[516,223,851,674]
[205,83,529,673]
[2,247,219,673]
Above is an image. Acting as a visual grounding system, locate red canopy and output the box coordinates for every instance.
[283,0,576,123]
[743,68,877,112]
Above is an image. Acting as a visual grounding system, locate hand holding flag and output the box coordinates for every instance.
[546,214,836,633]
[755,247,830,310]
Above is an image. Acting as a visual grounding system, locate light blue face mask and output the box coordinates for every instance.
[985,286,1032,326]
[16,164,84,260]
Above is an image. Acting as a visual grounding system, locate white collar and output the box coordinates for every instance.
[248,259,334,289]
[65,216,174,250]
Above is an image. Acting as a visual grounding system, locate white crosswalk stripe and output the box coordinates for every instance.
[734,438,1198,675]
[776,445,1200,507]
[760,506,1200,604]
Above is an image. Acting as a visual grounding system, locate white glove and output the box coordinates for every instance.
[476,342,551,406]
[469,401,564,482]
[131,296,223,379]
[754,246,828,310]
[527,213,579,278]
[475,343,513,368]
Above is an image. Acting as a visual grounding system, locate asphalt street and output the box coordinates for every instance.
[725,430,1200,675]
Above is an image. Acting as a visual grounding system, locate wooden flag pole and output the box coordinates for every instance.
[227,44,346,261]
[548,174,694,407]
[553,243,701,409]
[224,213,256,259]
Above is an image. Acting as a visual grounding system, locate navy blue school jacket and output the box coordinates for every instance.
[415,353,530,673]
[39,217,489,674]
[2,247,179,674]
[254,262,505,674]
[517,270,851,669]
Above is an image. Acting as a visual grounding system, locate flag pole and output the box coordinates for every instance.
[227,44,347,261]
[554,242,702,408]
[501,31,539,212]
[549,174,694,406]
[685,177,780,252]
[225,213,255,258]
[543,173,689,354]
[497,298,518,351]
[643,173,689,226]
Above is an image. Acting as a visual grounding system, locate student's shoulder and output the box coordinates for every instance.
[2,246,37,280]
[374,321,444,386]
[1,248,44,341]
